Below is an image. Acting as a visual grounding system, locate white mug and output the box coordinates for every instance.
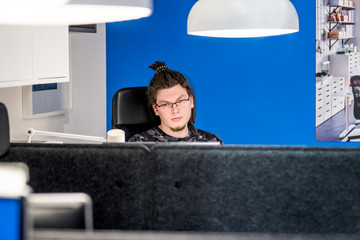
[107,129,125,143]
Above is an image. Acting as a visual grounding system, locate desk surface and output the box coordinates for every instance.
[32,230,360,240]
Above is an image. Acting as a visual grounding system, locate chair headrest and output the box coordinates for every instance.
[0,103,10,157]
[112,87,153,126]
[351,76,360,87]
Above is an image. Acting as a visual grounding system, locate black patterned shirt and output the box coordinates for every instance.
[128,126,223,144]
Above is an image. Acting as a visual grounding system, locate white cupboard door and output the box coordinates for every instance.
[0,25,33,82]
[33,25,69,81]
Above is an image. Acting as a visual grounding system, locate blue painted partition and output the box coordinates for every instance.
[0,198,22,240]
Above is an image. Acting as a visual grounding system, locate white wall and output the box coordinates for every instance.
[64,24,107,139]
[0,24,107,143]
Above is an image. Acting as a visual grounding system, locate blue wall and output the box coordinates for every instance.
[106,0,359,146]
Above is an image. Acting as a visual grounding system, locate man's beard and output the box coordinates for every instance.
[170,124,186,132]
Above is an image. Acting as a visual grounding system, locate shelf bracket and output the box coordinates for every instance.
[332,6,340,13]
[329,39,339,50]
[343,38,351,45]
[329,22,339,32]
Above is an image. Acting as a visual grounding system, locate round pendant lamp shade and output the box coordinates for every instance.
[187,0,299,38]
[0,0,153,25]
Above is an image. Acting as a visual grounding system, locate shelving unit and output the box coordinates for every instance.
[328,4,355,50]
[328,36,354,50]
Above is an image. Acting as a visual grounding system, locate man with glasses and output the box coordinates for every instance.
[128,61,223,144]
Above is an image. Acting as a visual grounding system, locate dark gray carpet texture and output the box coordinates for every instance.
[2,143,360,234]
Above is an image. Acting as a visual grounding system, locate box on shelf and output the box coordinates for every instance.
[328,31,343,38]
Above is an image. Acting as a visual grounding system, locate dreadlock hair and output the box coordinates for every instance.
[147,61,196,131]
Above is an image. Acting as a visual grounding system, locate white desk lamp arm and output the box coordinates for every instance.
[26,128,111,143]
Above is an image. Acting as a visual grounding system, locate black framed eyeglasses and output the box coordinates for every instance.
[156,97,190,110]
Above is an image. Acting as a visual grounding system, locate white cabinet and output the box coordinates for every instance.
[33,26,69,81]
[0,25,33,83]
[0,25,69,88]
[316,76,346,127]
[316,76,333,127]
[316,80,325,127]
[323,78,332,120]
[332,77,345,115]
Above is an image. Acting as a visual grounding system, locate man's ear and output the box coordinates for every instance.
[190,95,194,109]
[152,104,159,116]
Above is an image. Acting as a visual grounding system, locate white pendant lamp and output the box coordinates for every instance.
[187,0,299,38]
[0,0,153,25]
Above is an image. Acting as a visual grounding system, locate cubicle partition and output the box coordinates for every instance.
[150,145,360,233]
[1,143,360,234]
[1,143,154,230]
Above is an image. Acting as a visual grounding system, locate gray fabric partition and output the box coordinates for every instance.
[1,143,360,233]
[1,143,153,230]
[150,145,360,233]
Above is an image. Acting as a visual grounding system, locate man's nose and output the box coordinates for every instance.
[171,103,180,112]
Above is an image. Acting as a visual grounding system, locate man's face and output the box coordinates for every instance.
[152,84,194,134]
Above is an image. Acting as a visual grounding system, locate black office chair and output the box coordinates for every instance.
[111,87,158,141]
[0,102,10,157]
[351,76,360,121]
[345,76,360,141]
